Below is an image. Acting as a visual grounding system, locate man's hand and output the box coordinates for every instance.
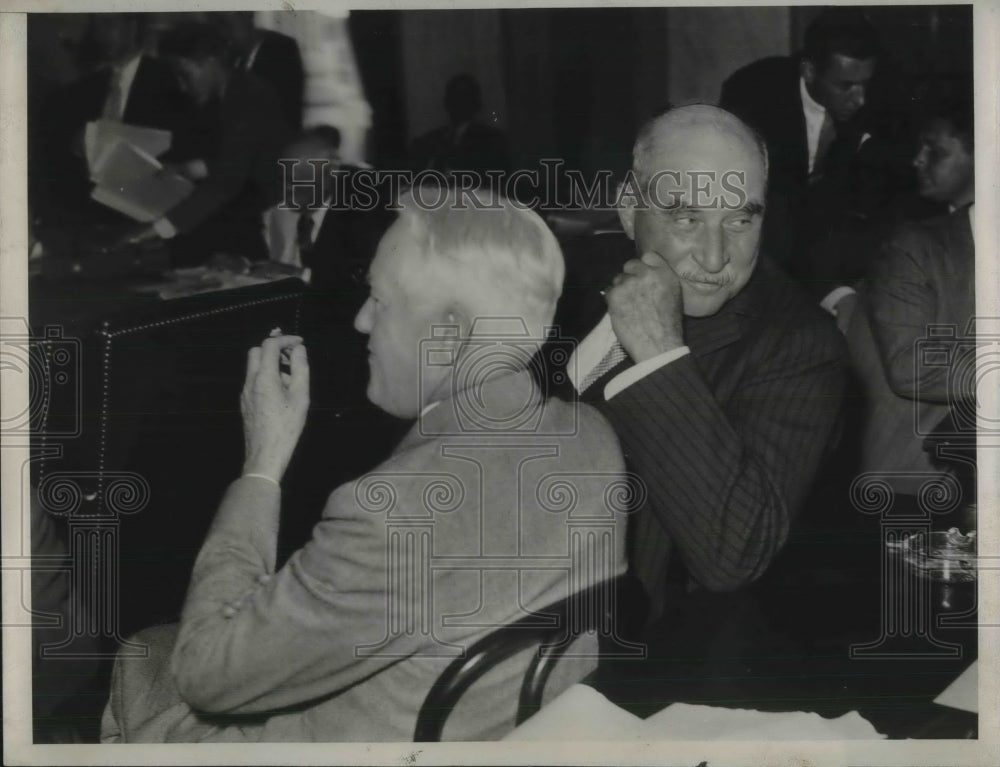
[240,332,310,484]
[162,158,208,181]
[606,251,684,362]
[119,224,159,246]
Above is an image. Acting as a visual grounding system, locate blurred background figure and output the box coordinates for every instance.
[262,125,342,274]
[31,12,196,236]
[217,11,305,132]
[127,22,290,266]
[410,73,509,182]
[840,84,975,496]
[720,8,894,290]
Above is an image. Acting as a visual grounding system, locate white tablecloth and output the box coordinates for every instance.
[504,684,886,741]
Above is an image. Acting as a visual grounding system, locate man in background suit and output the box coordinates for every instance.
[218,11,305,131]
[563,105,846,623]
[32,13,196,232]
[263,126,394,312]
[127,22,290,265]
[411,74,510,181]
[840,90,975,495]
[720,9,885,288]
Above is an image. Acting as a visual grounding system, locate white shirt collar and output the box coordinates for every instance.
[108,53,143,120]
[245,38,264,71]
[800,76,827,119]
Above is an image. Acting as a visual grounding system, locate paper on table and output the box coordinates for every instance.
[85,119,172,178]
[502,685,647,741]
[933,659,977,713]
[91,168,193,223]
[505,684,887,741]
[643,702,886,740]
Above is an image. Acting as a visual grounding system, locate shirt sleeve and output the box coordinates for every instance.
[604,347,690,400]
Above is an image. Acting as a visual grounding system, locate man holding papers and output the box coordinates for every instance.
[126,22,290,266]
[31,13,196,232]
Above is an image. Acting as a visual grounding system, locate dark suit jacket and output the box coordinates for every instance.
[246,30,305,132]
[720,56,892,290]
[165,71,291,264]
[562,235,847,614]
[32,54,197,226]
[410,122,510,178]
[844,208,974,491]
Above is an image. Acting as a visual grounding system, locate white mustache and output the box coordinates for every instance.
[678,272,730,287]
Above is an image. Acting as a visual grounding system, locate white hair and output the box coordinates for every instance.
[393,186,565,341]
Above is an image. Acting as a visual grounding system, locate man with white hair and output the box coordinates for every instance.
[101,188,629,742]
[567,105,846,621]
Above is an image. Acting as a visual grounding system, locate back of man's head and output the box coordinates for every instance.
[286,125,342,158]
[159,21,228,63]
[920,82,974,154]
[803,8,880,71]
[394,186,564,342]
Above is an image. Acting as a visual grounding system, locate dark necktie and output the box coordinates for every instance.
[296,212,316,267]
[811,113,837,181]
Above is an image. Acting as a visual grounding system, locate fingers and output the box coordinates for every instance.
[257,335,304,380]
[287,344,310,402]
[246,346,262,384]
[622,259,646,276]
[640,250,667,268]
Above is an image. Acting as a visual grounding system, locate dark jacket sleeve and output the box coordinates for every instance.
[165,78,288,234]
[600,314,846,592]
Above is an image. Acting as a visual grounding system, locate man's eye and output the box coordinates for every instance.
[671,215,697,230]
[726,216,754,230]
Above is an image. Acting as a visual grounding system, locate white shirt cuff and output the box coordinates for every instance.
[604,346,691,400]
[153,217,178,239]
[820,286,856,316]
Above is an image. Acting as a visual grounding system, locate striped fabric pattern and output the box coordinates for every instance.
[588,259,848,612]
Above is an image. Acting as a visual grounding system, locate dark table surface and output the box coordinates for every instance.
[589,495,979,739]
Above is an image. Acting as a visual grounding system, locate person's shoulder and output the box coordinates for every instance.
[542,396,624,466]
[755,261,846,357]
[229,70,285,114]
[884,210,971,259]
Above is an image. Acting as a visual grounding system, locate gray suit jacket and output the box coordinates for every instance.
[102,369,628,742]
[846,208,975,491]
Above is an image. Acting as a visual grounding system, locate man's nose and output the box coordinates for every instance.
[912,146,928,169]
[354,297,374,334]
[694,226,727,273]
[851,85,867,110]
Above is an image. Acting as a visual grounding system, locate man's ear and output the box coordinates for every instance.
[800,58,817,86]
[437,303,473,362]
[616,182,637,241]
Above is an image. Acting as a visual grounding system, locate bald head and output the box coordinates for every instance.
[632,104,768,187]
[618,105,768,318]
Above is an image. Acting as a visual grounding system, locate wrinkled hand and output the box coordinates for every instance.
[240,332,310,483]
[605,251,685,362]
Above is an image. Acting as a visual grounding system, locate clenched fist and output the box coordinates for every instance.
[605,251,685,362]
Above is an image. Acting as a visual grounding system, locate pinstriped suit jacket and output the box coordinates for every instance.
[575,247,847,612]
